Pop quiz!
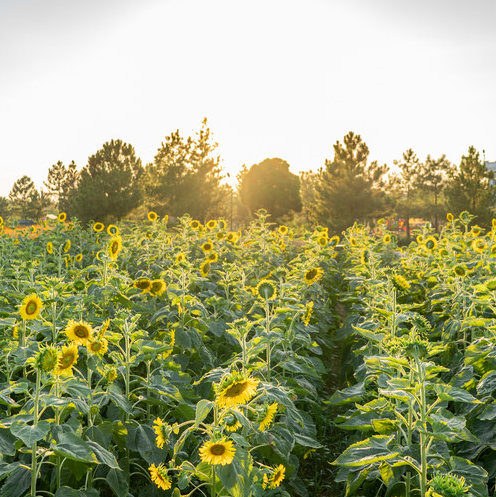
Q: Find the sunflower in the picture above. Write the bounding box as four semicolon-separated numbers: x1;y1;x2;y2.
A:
66;222;74;231
317;236;327;247
493;218;496;230
53;343;78;377
472;239;487;253
259;402;278;431
35;345;60;374
454;264;467;277
163;214;169;224
207;252;218;262
190;220;201;230
20;293;43;320
65;320;94;345
75;253;83;262
87;338;108;357
150;279;166;296
108;235;123;260
218;219;227;230
175;252;186;264
393;274;411;291
303;301;314;326
269;464;286;489
104;366;118;383
148;211;158;222
447;212;454;222
157;328;175;359
329;235;340;246
206;220;217;230
149;463;172;490
349;236;358;247
216;232;225;240
58;212;67;222
383;234;391;244
107;224;119;235
152;417;170;449
46;241;54;254
134;278;152;293
471;226;482;236
0;216;3;225
304;267;323;285
200;260;211;277
93;222;104;232
425;236;437;250
63;239;71;252
216;374;259;408
199;438;236;466
201;240;214;252
223;408;242;432
226;232;238;243
256;280;277;300
278;225;288;236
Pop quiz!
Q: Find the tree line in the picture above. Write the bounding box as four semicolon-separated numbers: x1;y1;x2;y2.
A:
2;120;494;234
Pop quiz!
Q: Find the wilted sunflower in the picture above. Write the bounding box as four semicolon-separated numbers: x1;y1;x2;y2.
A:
150;279;166;296
87;338;108;357
200;260;211;277
58;212;67;222
149;464;172;490
206;220;217;230
258;402;278;431
93;222;104;232
207;252;218;262
304;267;323;285
134;278;152;293
35;345;60;374
107;224;119;235
152;417;171;449
46;241;54;254
63;239;71;252
256;279;277;300
53;343;78;377
201;240;214;252
199;438;236;466
190;220;201;230
65;320;94;345
148;211;158;222
108;235;122;260
20;293;43;320
216;373;259;408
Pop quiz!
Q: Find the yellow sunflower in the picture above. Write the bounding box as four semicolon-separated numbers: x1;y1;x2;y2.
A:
152;417;170;449
148;211;158;222
259;402;278;431
256;280;277;300
87;338;108;357
278;225;288;236
53;343;79;377
206;220;217;230
317;236;327;247
207;252;218;262
63;239;71;252
216;374;259;408
304;267;324;285
65;320;94;345
148;463;172;490
200;260;211;277
150;279;167;296
46;241;54;254
0;216;3;226
93;222;105;232
425;236;437;250
20;293;43;321
157;328;175;359
58;212;67;222
216;232;225;240
447;212;454;222
107;224;119;235
223;408;242;432
175;252;186;264
472;239;487;253
383;234;391;244
202;240;214;252
199;438;236;466
349;236;358;247
303;301;314;326
35;345;60;374
66;222;74;231
190;220;201;230
134;278;152;293
218;219;227;230
269;464;286;489
108;235;122;260
329;235;340;246
226;232;238;243
75;253;83;262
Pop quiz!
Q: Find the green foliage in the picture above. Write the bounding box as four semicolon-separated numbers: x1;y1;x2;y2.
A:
44;160;79;213
71;140;143;223
237;158;302;222
8;175;43;219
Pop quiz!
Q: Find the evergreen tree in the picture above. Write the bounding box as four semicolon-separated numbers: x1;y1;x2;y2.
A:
445;146;496;227
312;132;388;233
144;119;228;221
237;158;302;222
71;140;143;223
44;160;79;213
0;197;10;220
9;175;40;219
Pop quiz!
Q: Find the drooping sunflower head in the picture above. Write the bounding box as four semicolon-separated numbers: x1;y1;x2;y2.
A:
199;438;236;466
65;320;94;345
216;372;260;408
304;267;324;285
202;240;214;252
303;301;314;326
107;224;119;236
53;343;78;377
278;225;289;236
258;402;278;431
73;279;85;291
148;463;172;490
104;366;118;383
148;211;158;222
0;216;3;226
471;225;482;237
453;264;467;277
46;241;54;254
20;293;43;321
35;345;60;374
87;338;108;357
150;279;166;296
190;220;201;230
108;235;123;260
222;408;242;432
200;260;211;277
134;278;152;293
58;212;67;222
459;211;471;225
93;222;105;232
207;252;218;262
63;239;71;253
152;417;172;449
206;220;217;230
447;212;454;222
256;279;277;300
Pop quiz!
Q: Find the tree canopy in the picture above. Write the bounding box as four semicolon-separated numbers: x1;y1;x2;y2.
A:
44;160;79;214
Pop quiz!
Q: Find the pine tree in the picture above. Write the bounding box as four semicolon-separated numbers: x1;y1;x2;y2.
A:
44;160;79;213
9;175;40;219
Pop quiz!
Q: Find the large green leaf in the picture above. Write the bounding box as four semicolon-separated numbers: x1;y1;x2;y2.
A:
333;435;400;467
433;384;479;403
0;466;30;497
10;420;50;446
195;399;214;427
51;432;97;463
107;468;129;497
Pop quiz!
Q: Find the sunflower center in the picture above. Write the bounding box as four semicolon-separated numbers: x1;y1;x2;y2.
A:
26;301;38;315
74;326;89;338
225;382;247;398
90;342;102;352
306;269;317;280
60;353;75;367
111;242;119;253
210;444;226;456
274;470;282;480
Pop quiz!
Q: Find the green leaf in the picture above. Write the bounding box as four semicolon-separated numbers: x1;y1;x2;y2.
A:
107;468;129;497
51;432;97;463
372;419;398;435
0;429;16;456
55;487;79;497
195;400;213;426
330;382;366;405
333;435;400;467
379;462;394;486
86;440;120;468
0;466;30;497
293;433;322;448
10;420;50;446
433;384;479;403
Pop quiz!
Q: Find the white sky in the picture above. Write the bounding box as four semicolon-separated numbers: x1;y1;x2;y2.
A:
1;0;495;197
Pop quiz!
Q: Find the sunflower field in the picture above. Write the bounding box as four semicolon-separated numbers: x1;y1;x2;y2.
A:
2;211;496;497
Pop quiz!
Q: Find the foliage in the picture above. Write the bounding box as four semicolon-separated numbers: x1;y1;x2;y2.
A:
237;158;302;222
44;160;79;214
8;175;43;219
70;140;143;224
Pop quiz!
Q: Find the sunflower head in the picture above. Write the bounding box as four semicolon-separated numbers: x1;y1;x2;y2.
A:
459;211;472;225
58;212;67;222
63;239;71;252
20;293;43;321
148;211;158;222
216;372;259;408
222;408;242;432
73;279;85;291
303;301;314;326
425;236;437;251
393;274;411;291
200;260;211;277
269;464;286;489
104;366;118;383
190;220;201;230
447;212;454;222
317;236;327;247
278;225;288;236
216;232;225;240
107;224;119;235
53;343;78;377
75;253;83;263
454;264;467;277
207;252;218;262
150;279;166;296
87;338;108;357
93;222;105;232
108;235;123;260
202;240;214;252
134;278;152;293
65;320;94;345
428;472;470;497
46;241;54;254
258;402;278;431
149;463;172;490
175;252;186;264
329;235;340;246
35;345;60;374
304;267;324;285
382;234;391;244
226;232;238;243
206;220;217;230
472;239;487;253
199;438;236;466
256;280;277;300
153;417;172;449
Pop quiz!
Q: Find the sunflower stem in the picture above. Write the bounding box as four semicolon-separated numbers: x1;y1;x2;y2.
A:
31;369;41;497
265;298;271;382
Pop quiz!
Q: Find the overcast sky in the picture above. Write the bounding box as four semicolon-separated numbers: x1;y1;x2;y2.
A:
1;0;495;197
